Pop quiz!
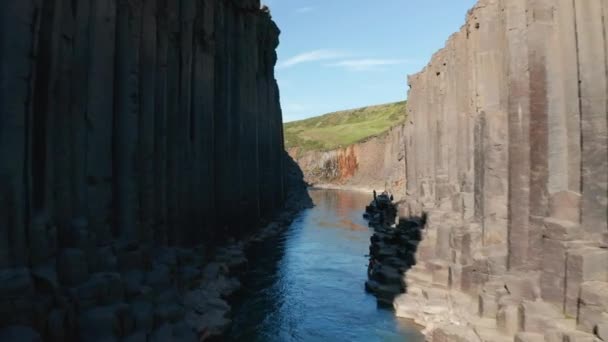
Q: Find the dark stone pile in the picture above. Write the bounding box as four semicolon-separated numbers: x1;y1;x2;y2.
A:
364;197;426;305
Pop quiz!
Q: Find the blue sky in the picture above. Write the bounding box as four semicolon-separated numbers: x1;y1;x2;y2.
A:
261;0;478;122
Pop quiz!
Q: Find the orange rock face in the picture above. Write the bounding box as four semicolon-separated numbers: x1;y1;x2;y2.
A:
337;146;359;182
290;125;407;199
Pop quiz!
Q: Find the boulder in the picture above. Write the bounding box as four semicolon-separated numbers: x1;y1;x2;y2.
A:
184;310;231;340
116;245;148;272
431;323;482;342
57;249;89;287
130;301;154;333
515;332;544;342
149;324;172;342
548;191;581;223
0;326;42;341
497;304;520;335
177;265;201;289
393;293;421;320
596;321;608;341
565;248;608;316
541;239;589;306
28;215;57;265
123;270;145;299
144;265;172;291
503;273;541;301
601;233;608;248
155;248;178;268
47;309;72;342
71;272;124;310
429;260;451;288
563;330;600;342
478;293;498;318
88;246;118;273
519;300;563;333
123;331;148;342
77;305;120;341
32;265;59;295
116;304;136;338
578;281;608;332
171;321;197;340
154;303;185;325
0;268;34;299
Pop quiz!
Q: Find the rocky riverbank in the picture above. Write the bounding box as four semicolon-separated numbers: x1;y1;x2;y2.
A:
0;186;312;342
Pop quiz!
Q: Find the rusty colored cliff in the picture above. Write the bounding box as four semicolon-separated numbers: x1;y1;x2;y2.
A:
289;124;407;199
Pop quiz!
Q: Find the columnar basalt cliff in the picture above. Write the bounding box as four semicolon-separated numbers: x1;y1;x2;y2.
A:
0;0;300;340
289;124;407;199
395;0;608;341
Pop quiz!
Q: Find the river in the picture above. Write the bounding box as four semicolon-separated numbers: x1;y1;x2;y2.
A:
227;189;424;342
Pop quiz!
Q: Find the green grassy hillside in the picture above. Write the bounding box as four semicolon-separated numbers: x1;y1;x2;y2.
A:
284;101;407;152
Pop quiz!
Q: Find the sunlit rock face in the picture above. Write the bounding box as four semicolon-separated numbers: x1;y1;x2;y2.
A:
395;0;608;340
0;0;294;340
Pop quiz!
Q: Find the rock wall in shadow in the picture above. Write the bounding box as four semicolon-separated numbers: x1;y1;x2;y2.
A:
0;0;285;264
0;0;302;340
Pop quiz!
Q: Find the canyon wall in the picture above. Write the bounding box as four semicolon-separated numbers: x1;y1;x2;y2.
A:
395;0;608;341
0;0;294;340
289;124;407;199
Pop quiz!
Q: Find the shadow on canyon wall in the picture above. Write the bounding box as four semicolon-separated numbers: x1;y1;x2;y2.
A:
366;205;428;305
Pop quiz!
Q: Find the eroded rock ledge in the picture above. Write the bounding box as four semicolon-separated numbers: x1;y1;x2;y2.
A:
395;0;608;341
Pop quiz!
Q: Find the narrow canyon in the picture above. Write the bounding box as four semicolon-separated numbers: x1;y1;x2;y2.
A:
1;0;607;341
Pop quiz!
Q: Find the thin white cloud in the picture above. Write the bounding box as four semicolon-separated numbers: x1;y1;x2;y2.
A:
278;49;346;69
327;59;412;71
296;7;314;13
283;103;308;113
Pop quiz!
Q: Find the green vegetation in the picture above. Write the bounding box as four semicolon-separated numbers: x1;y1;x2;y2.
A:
284;101;407;152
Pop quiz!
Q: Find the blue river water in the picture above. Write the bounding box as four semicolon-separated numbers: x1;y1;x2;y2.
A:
227;189;424;342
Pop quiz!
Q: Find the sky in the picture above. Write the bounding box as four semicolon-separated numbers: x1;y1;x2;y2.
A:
261;0;478;122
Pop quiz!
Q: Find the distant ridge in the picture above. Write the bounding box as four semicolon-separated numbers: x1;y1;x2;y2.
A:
284;101;407;152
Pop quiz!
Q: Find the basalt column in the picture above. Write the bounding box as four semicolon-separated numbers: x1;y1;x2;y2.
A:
0;0;287;336
396;0;608;340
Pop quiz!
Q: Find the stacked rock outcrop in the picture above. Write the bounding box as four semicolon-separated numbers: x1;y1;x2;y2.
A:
364;198;425;306
395;0;608;341
0;0;303;340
